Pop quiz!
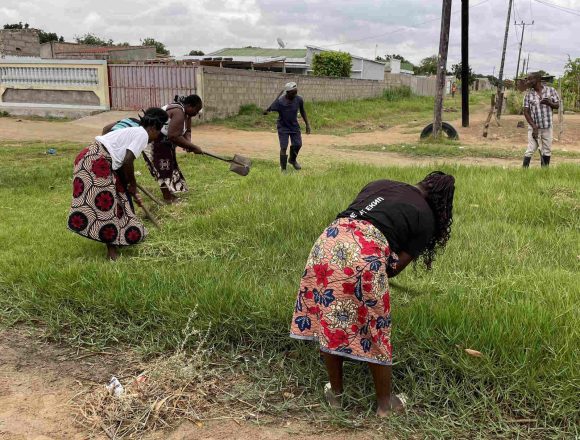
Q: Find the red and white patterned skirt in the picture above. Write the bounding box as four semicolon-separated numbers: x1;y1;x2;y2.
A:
67;142;146;246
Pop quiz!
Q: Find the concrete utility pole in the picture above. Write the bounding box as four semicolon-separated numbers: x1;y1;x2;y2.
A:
525;53;530;73
461;0;469;127
496;0;513;119
515;20;534;80
433;0;453;137
521;57;527;77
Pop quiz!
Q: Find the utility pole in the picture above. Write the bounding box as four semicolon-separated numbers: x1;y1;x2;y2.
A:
433;0;453;137
461;0;469;127
525;53;530;73
515;20;534;80
521;57;527;78
496;0;513;119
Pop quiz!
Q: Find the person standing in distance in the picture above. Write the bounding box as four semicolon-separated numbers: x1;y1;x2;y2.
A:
522;72;560;168
264;82;311;172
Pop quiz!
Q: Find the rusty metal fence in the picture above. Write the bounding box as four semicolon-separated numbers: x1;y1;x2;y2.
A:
108;64;197;110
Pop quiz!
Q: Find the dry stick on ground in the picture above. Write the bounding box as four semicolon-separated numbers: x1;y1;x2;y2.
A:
483;95;502;138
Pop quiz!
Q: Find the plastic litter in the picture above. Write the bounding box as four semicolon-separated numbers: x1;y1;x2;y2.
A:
106;376;124;397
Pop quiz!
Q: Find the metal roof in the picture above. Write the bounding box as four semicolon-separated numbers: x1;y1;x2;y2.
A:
209;47;308;58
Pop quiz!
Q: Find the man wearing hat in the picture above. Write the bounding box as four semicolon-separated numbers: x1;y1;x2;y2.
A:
264;82;311;171
522;72;560;167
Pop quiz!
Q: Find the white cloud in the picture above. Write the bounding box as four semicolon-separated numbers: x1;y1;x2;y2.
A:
0;0;577;75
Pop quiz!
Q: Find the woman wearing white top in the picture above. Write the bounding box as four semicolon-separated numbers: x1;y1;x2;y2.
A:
67;108;168;260
143;95;204;203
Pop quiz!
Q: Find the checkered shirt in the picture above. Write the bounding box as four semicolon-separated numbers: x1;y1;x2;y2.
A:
523;86;560;129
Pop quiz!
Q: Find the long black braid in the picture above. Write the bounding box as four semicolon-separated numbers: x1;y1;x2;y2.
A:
138;107;169;130
418;171;455;269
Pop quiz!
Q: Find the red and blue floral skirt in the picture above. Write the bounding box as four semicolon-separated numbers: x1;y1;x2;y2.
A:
290;218;398;365
67;142;146;246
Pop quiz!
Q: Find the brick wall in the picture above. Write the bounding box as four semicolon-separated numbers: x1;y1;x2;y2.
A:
201;67;404;120
0;29;40;57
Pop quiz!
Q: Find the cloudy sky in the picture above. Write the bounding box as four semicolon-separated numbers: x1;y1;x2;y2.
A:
1;0;578;76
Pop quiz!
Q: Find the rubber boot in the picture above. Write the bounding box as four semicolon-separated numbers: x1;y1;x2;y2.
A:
522;156;531;168
541;155;550;167
289;145;302;170
280;154;288;172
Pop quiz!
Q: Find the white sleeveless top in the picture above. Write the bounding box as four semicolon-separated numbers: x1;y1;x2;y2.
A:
161;103;187;137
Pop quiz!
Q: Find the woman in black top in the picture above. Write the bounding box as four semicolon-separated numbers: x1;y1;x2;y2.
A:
290;171;455;417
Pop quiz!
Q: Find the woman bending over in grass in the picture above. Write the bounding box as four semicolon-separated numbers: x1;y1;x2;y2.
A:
290;171;455;417
67;108;168;260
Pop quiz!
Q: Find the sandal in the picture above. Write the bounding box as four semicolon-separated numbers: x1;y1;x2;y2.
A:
324;382;342;409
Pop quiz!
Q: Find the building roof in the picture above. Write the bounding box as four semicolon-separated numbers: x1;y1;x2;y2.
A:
209;47;307;58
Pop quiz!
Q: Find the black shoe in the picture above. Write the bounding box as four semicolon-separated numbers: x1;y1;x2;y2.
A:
280;154;288;172
522;156;531;168
289;146;302;170
541;155;550;167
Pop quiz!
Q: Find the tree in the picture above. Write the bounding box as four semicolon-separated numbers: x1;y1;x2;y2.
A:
560;57;580;111
39;30;64;44
75;33;113;46
312;51;352;78
188;50;205;56
451;62;476;86
141;38;170;55
415;55;438;75
3;22;29;29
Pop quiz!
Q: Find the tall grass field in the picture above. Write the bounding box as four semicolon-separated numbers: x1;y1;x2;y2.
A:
0;142;578;438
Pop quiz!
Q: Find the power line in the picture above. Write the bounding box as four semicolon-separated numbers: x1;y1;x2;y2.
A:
319;0;490;48
532;0;580;16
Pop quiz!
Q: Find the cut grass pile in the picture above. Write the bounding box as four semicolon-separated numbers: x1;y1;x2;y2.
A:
0;141;578;438
212;88;491;136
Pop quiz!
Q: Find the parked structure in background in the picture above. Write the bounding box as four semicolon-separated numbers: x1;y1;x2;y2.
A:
472;77;493;91
184;45;386;80
384;58;415;75
40;42;156;61
0;28;40;57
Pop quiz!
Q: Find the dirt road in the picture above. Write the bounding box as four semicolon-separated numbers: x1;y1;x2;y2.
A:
1;110;578;168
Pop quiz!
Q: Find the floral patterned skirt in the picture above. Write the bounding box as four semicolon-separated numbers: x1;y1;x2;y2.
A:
290;218;398;365
67;142;146;246
143;137;188;194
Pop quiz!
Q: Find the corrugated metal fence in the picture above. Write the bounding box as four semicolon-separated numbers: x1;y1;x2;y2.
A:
108;64;197;110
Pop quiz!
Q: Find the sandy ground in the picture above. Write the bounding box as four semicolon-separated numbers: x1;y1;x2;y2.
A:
0;328;379;440
1;108;578;439
1;109;579;168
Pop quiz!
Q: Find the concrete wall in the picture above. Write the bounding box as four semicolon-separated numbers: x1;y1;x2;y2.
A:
40;42;156;61
200;66;402;120
0;59;109;116
0;29;40;57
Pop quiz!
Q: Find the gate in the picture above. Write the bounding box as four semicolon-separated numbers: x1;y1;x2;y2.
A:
108;64;197;110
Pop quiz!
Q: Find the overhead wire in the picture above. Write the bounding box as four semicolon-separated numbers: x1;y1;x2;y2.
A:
532;0;580;16
318;0;491;48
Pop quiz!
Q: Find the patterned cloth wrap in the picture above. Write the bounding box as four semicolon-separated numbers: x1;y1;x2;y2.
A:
142;136;188;194
67;142;146;246
290;218;399;365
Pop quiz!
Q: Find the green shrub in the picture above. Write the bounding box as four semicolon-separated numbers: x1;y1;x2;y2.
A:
312;51;352;78
506;91;524;115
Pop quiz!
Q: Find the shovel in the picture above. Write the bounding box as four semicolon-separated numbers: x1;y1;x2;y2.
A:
203;151;252;176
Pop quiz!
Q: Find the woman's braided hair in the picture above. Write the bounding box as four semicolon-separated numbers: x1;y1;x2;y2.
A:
174;94;202;107
418;171;455;269
138;107;169;130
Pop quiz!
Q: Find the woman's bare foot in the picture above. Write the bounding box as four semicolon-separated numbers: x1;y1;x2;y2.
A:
376;394;405;418
106;245;118;261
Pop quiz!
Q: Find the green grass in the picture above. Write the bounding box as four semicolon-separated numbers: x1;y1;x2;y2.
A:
343;142;580;160
0;141;578;438
212;89;492;136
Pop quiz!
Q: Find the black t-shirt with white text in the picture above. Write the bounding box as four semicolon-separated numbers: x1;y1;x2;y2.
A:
336;180;435;257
